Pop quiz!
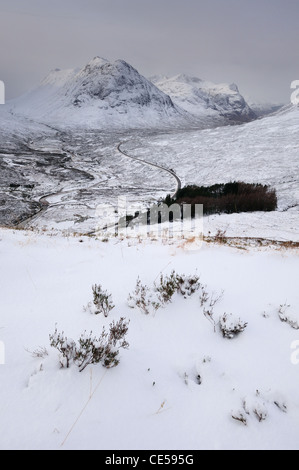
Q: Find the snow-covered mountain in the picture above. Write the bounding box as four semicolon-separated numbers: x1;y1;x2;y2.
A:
151;74;256;123
10;57;191;129
9;58;258;129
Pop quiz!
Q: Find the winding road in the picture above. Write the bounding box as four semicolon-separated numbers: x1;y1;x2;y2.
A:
117;142;181;199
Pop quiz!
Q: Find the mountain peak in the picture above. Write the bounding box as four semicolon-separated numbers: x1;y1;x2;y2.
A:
88;56;109;65
12;57;186;128
84;56;109;71
229;83;239;93
81;58;140;81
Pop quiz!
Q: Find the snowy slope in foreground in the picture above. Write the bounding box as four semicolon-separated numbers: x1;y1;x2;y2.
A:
0;228;298;450
9;58;192;129
151;75;256;122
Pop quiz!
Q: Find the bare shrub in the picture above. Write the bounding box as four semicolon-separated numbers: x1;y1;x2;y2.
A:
203;307;216;331
85;284;115;317
50;318;129;372
75;330;108;372
253;406;268;423
220;313;248;339
155;271;201;304
209;291;224;308
232;397;268;426
278;303;299;330
25;346;49;359
274;400;287;413
232;412;248;426
49;328;76;369
128;271;201;314
174;273;201;298
199;285;209;307
128;278;161;315
215;229;227;244
155;271;178;304
201;289;224;332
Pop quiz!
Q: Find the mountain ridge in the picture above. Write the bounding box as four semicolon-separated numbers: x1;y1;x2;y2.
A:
150;74;256;122
10;57;194;129
9;57;257;128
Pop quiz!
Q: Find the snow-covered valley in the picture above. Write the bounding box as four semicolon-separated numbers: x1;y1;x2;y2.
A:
0;102;298;240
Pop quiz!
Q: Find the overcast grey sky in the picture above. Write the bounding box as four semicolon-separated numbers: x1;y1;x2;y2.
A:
0;0;298;102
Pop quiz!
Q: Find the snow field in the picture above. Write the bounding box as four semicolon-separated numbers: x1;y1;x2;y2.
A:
0;228;298;449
